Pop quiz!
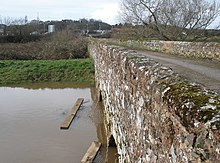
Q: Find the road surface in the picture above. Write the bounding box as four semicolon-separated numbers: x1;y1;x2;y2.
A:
137;50;220;94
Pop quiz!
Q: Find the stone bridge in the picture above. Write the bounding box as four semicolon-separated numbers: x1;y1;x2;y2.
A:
88;40;220;163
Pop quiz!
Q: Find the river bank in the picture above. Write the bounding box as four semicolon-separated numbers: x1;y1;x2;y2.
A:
0;59;95;86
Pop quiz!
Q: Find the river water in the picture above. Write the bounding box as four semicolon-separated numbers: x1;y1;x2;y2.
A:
0;83;114;163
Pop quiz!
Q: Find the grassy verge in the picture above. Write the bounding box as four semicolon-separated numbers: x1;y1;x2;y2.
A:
0;59;95;85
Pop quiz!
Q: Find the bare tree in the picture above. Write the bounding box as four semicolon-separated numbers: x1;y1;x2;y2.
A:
0;17;13;26
120;0;220;40
0;16;31;35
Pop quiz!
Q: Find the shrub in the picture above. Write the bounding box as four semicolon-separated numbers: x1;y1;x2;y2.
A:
0;29;88;60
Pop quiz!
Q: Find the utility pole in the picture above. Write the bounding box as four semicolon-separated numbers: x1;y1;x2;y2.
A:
37;12;40;33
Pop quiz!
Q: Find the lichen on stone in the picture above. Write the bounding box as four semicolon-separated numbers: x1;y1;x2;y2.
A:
162;78;220;130
89;39;220;162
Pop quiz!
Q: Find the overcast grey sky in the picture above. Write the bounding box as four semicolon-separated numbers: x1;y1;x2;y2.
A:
0;0;219;27
0;0;121;24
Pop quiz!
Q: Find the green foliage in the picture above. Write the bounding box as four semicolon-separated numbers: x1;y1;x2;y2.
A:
0;59;95;85
0;35;42;43
205;36;220;43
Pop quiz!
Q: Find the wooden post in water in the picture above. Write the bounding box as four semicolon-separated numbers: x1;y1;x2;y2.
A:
60;98;84;129
81;141;102;163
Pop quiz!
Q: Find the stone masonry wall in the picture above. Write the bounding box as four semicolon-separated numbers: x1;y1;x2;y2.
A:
109;39;220;61
88;40;220;163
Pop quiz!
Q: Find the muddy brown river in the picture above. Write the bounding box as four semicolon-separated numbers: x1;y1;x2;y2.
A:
0;84;117;163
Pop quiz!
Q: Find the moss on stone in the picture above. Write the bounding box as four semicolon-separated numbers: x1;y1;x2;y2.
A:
163;79;220;130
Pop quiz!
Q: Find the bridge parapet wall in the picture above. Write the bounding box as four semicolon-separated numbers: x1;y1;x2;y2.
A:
109;39;220;61
88;40;220;162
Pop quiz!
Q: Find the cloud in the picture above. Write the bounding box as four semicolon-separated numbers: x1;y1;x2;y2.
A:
91;3;120;24
0;0;121;24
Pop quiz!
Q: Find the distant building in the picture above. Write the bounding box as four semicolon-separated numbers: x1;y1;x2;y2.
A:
30;31;40;35
48;25;55;33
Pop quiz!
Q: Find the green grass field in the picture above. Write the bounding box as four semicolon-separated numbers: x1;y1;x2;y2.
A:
0;59;95;85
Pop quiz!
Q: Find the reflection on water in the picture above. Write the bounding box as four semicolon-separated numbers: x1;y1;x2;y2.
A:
6;82;94;90
90;89;118;163
0;84;97;163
